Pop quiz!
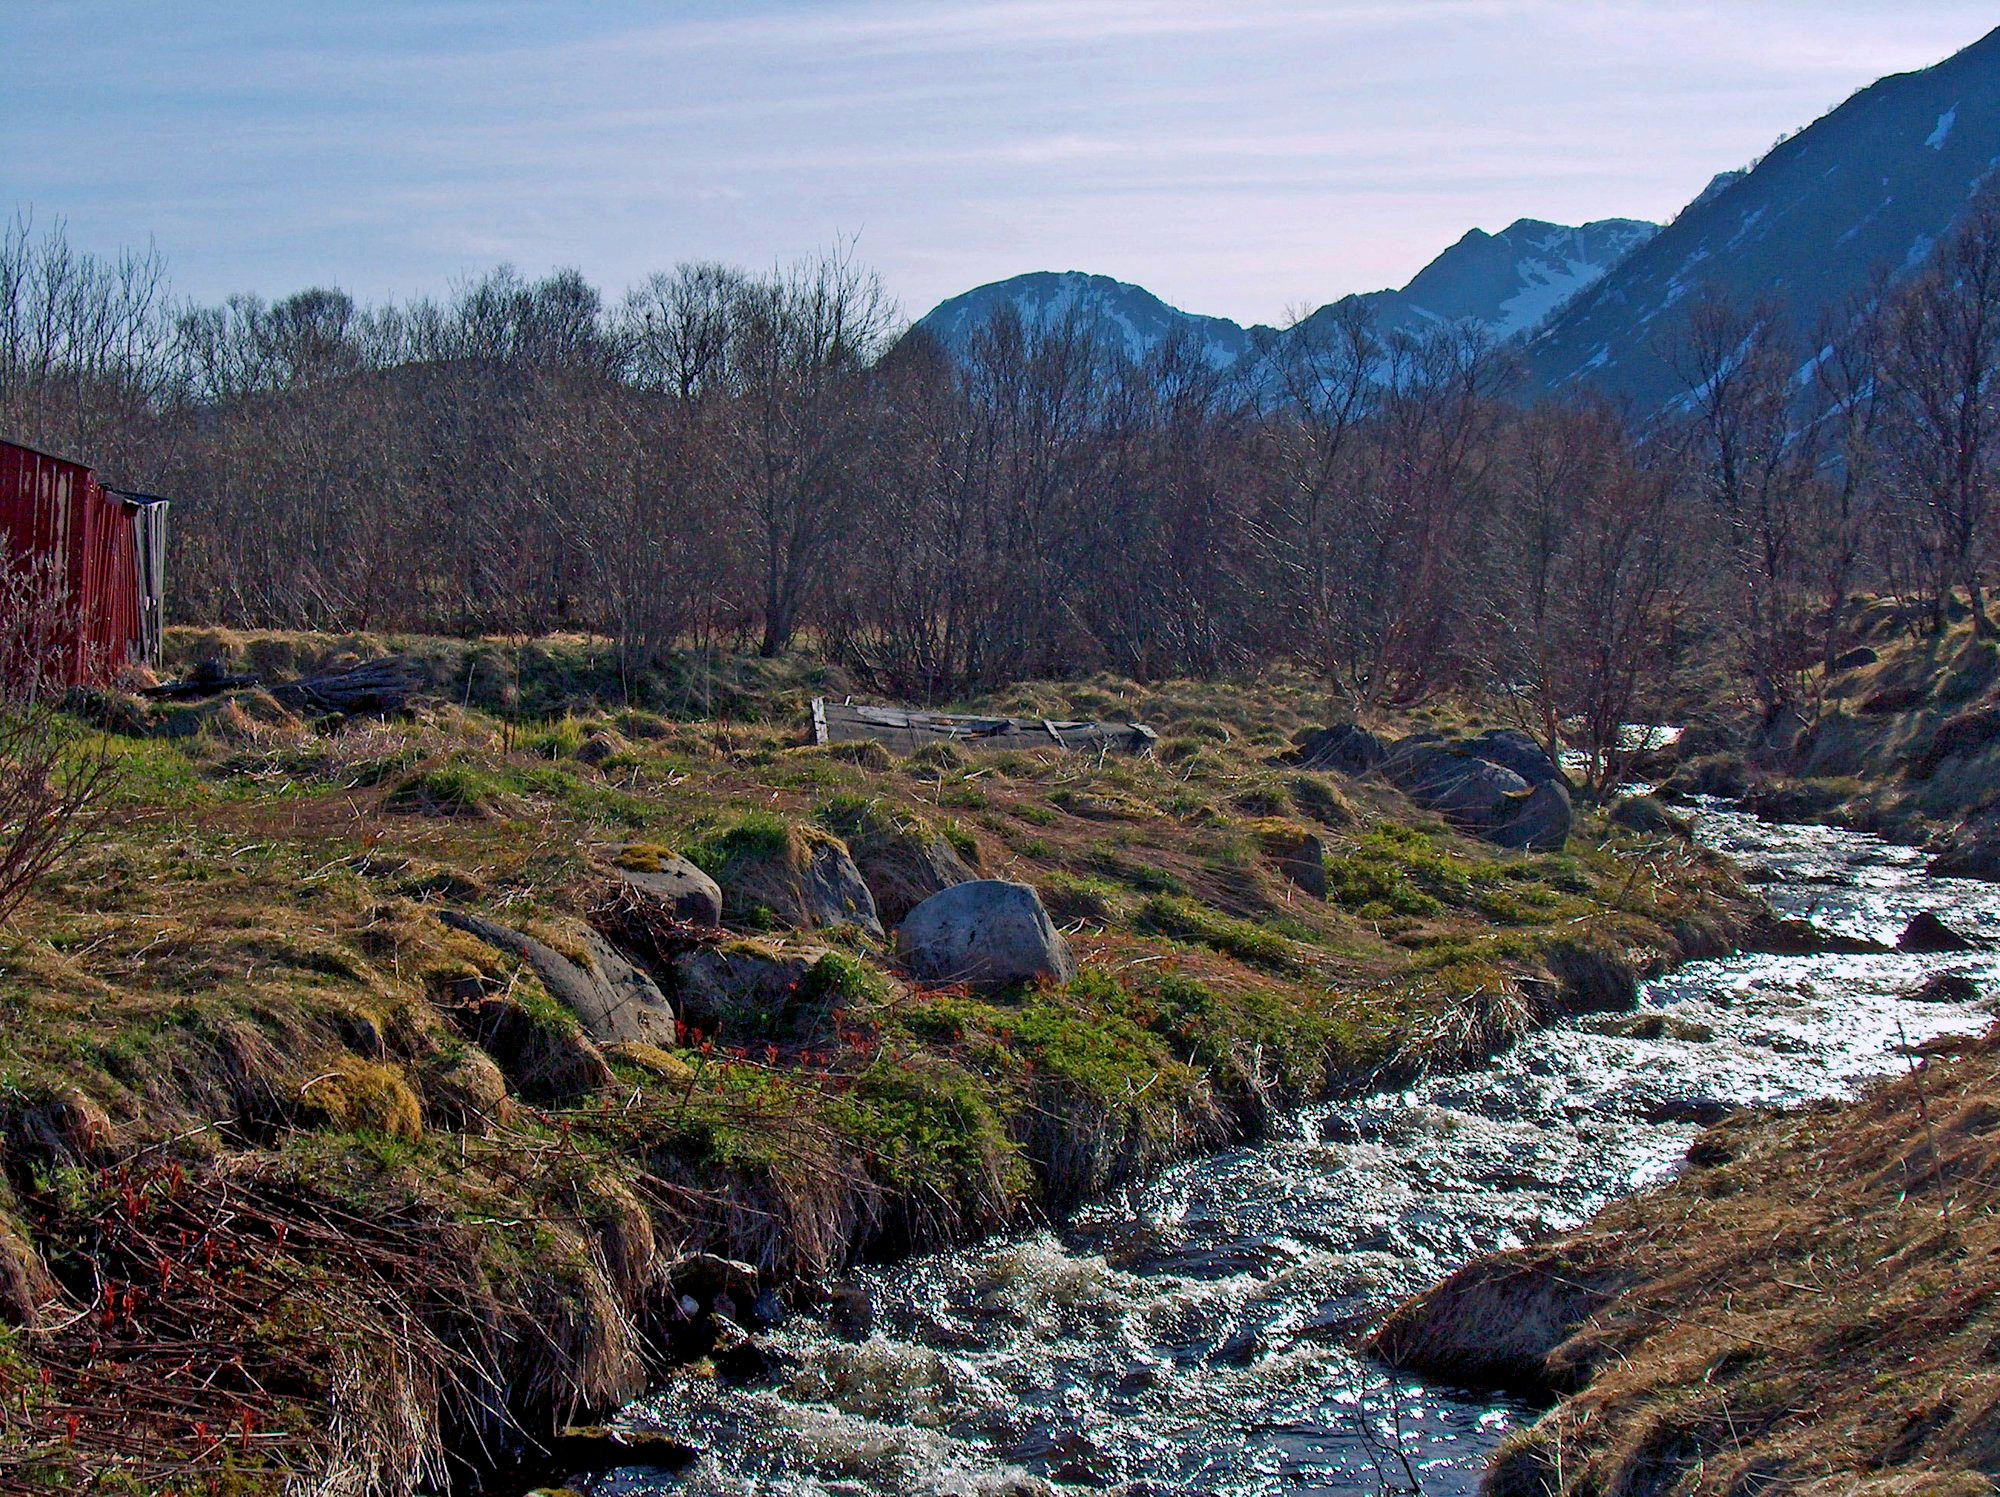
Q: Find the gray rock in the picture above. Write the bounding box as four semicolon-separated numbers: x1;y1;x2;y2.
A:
1488;780;1573;852
849;825;978;925
614;852;724;927
1292;723;1386;776
1274;831;1328;898
718;835;884;937
441;911;676;1046
1382;741;1531;821
673;942;829;1027
1610;794;1691;838
898;880;1076;991
1463;729;1567;789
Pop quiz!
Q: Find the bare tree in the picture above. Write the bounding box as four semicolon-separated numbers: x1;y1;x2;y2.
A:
1879;192;2000;636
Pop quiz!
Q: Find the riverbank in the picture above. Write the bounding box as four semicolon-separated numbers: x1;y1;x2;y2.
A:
1660;601;2000;873
0;631;1758;1494
1368;801;2000;1496
1374;1020;2000;1496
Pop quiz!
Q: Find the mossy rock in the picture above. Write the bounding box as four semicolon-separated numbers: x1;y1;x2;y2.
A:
604;1041;697;1086
816;797;977;926
1250;819;1328;898
385;764;513;819
698;817;882;936
420;1046;513;1131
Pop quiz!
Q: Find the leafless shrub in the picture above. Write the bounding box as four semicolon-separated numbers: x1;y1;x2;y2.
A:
0;554;113;926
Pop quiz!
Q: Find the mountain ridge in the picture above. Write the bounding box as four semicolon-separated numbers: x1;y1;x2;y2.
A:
913;216;1660;375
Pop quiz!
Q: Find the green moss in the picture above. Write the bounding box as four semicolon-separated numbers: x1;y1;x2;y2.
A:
1135;895;1302;974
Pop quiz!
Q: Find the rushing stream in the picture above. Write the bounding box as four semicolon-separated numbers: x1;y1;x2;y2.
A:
591;804;2000;1497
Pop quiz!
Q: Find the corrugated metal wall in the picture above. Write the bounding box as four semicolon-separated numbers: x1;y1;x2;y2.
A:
0;438;162;688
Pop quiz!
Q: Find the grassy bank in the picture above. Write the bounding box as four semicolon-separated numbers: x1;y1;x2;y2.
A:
0;631;1754;1494
1376;1023;2000;1497
1665;598;2000;852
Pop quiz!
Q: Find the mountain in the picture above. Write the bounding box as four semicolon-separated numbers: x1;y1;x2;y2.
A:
1525;25;2000;409
1319;217;1659;344
912;271;1268;371
913;217;1658;374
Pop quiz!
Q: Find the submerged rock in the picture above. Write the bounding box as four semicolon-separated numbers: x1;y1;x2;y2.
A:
1744;915;1892;957
541;1427;697;1477
1907;971;1982;1005
897;880;1076;991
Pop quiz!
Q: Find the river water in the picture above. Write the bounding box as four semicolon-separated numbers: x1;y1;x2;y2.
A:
594;804;2000;1497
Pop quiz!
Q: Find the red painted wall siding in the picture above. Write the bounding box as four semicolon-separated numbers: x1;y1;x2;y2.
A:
0;438;146;687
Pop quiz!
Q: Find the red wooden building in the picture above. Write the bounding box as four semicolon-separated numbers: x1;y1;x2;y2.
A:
0;438;167;689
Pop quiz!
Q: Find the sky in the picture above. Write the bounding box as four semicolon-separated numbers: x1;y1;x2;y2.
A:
6;1;1998;327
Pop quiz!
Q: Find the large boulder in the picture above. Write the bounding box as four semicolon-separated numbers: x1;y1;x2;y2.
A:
1487;780;1573;853
447;991;615;1103
711;828;883;937
1381;736;1573;852
832;810;979;926
1462;729;1567;789
673;941;830;1032
898;881;1076;992
1291;723;1386;776
440;911;676;1047
1381;740;1531;824
611;847;724;927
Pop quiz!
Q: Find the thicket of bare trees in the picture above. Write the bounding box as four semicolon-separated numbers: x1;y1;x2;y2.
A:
8;197;2000;754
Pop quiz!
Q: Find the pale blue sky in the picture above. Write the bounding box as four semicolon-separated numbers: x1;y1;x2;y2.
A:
7;2;1996;324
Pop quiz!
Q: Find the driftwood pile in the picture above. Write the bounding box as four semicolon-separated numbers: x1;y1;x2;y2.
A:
811;698;1156;757
143;655;421;717
269;656;421;715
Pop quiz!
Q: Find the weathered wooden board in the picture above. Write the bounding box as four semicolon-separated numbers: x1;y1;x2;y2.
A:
812;699;1156;757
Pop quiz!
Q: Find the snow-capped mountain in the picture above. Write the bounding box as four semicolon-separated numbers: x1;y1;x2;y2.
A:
913;217;1657;375
1314;218;1659;345
1524;25;2000;408
913;271;1267;371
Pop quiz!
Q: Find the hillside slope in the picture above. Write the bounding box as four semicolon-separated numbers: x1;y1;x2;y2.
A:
1527;25;2000;409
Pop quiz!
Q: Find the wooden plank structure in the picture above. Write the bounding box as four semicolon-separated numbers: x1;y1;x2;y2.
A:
0;437;168;688
812;698;1156;757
